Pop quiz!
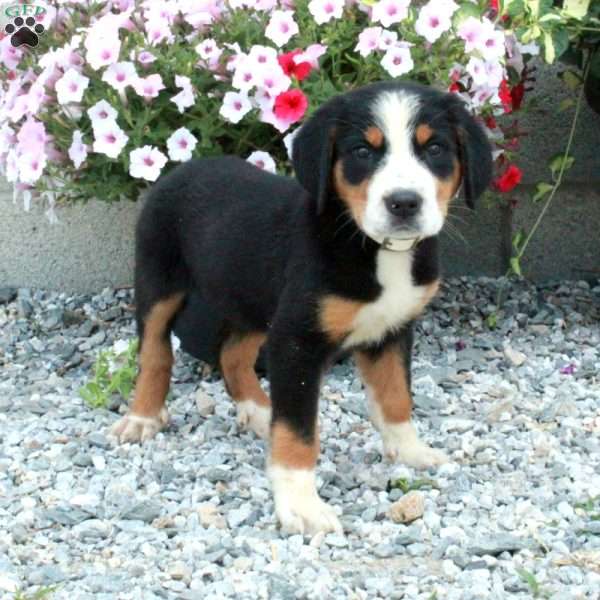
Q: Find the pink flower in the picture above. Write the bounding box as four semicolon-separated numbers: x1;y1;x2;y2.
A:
355;27;383;57
145;19;175;46
260;107;294;133
129;145;168;182
55;68;90;104
17;118;47;152
196;38;222;61
136;50;156;66
466;57;504;88
308;0;344;25
0;124;16;155
133;74;165;99
459;17;505;60
68;130;88;168
265;10;299;48
380;45;414;77
247;45;279;69
415;0;457;44
371;0;410;27
92;121;129;159
18;153;47;184
256;66;291;97
274;89;308;124
166;127;197;162
102;61;137;91
247;151;276;173
0;38;23;70
171;75;195;114
219;91;252;124
88;100;118;129
85;29;121;71
378;29;398;50
293;44;327;69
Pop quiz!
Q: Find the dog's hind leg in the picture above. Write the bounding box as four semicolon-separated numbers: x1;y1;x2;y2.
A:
219;331;271;439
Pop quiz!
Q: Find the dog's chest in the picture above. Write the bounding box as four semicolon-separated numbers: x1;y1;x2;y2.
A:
343;250;428;348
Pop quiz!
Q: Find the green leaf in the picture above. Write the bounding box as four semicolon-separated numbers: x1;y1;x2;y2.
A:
512;230;524;250
543;31;556;63
561;70;583;90
551;28;570;61
533;182;554;201
549;153;575;175
559;98;575;111
563;0;591;19
505;0;526;18
510;257;522;276
486;313;498;329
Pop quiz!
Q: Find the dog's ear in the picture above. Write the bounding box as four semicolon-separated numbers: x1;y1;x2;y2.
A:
292;98;342;214
451;100;493;209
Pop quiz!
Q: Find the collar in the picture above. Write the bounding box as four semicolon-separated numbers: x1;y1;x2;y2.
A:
369;234;421;252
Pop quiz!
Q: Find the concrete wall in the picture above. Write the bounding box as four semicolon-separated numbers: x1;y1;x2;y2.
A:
1;64;598;292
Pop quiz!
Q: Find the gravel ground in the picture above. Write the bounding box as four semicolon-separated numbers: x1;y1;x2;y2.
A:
1;277;600;600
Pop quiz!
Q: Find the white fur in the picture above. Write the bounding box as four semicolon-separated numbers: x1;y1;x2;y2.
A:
268;465;342;535
110;408;169;443
362;91;443;242
366;393;448;468
342;249;432;348
236;399;271;439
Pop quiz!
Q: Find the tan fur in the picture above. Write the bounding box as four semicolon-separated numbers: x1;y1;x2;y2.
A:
319;295;364;343
365;126;384;148
220;332;269;406
333;160;369;227
271;421;319;469
408;279;440;320
130;294;184;417
436;159;462;215
415;124;434;146
355;348;412;423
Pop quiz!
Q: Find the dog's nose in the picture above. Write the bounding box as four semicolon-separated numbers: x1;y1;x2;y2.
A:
384;191;422;219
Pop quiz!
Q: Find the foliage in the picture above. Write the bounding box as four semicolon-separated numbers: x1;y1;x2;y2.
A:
79;337;138;408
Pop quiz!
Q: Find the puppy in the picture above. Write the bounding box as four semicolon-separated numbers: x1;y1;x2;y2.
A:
111;81;493;535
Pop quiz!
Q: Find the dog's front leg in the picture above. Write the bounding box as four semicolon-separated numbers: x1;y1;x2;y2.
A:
354;326;448;469
267;332;342;536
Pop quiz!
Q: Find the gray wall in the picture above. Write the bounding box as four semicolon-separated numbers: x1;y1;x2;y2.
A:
1;64;599;292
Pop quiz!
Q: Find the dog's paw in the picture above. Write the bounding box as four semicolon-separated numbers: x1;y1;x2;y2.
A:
110;408;169;443
382;421;449;469
236;399;271;439
269;466;343;535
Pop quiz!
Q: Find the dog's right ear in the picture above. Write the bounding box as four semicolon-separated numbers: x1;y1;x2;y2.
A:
292;98;342;215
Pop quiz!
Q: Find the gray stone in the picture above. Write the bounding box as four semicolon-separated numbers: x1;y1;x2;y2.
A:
469;534;531;556
0;287;16;304
72;452;93;467
44;507;92;526
88;433;111;450
28;565;66;585
121;500;162;523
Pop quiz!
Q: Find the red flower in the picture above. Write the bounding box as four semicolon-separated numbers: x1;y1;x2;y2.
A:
448;82;461;93
489;0;499;10
274;89;308;124
485;116;497;129
494;164;522;193
499;79;512;114
510;82;525;111
278;50;312;82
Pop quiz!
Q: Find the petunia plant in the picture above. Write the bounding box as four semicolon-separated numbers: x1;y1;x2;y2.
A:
0;0;594;222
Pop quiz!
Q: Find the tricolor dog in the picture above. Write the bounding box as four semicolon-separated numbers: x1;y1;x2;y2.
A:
111;81;493;535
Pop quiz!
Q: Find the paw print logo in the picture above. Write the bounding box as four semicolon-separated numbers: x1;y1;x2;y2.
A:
4;16;45;48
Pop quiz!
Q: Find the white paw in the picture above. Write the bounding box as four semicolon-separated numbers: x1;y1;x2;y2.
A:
381;421;449;469
269;466;343;535
236;399;271;439
110;408;169;443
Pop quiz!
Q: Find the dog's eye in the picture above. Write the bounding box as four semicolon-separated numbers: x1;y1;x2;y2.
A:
427;143;443;156
353;146;372;160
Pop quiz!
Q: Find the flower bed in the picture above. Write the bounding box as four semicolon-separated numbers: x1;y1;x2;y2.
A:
0;0;594;219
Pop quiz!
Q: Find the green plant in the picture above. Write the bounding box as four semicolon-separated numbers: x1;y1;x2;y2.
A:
388;477;439;493
79;338;138;408
13;587;56;600
516;567;550;598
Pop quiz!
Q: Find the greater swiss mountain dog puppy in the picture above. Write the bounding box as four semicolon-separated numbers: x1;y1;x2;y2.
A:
111;81;493;535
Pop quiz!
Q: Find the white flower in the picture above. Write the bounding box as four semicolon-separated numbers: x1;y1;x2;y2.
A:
19;153;47;184
415;0;457;44
55;68;89;104
196;38;221;60
88;100;118;129
265;10;299;48
68;130;88;168
171;75;195;113
129;145;168;181
308;0;344;25
247;45;279;69
247;150;276;173
92;121;129;159
219;91;252;124
355;27;383;57
166;127;197;162
256;66;291;97
133;73;165;99
378;29;398;50
232;58;257;92
466;57;504;89
102;61;137;91
371;0;410;28
85;27;121;71
380;45;414;77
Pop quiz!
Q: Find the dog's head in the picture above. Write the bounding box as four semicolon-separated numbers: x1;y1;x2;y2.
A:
292;82;493;244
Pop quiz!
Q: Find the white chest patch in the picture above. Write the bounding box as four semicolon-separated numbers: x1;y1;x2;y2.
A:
343;250;430;349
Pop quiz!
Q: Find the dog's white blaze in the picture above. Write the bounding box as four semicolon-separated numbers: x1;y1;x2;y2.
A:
362;91;444;241
342;249;430;348
268;465;342;534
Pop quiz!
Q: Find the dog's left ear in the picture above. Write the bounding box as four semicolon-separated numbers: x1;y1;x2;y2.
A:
292;97;343;214
451;100;493;209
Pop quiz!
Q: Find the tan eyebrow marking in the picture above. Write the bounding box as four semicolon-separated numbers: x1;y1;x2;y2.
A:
365;126;384;148
415;124;434;146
